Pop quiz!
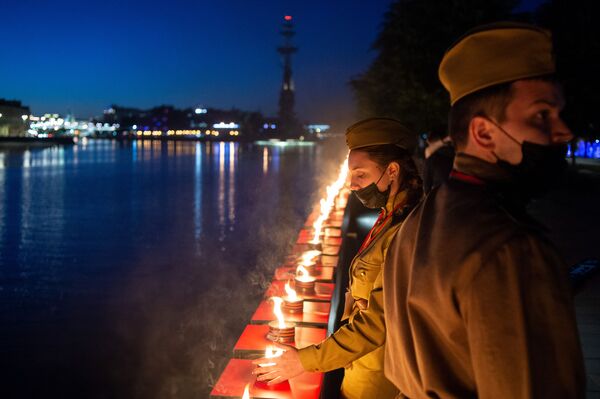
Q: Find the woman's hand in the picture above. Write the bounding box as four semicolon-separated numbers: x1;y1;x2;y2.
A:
252;342;305;385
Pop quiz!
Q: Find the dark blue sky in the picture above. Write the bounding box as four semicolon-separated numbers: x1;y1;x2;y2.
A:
1;0;545;127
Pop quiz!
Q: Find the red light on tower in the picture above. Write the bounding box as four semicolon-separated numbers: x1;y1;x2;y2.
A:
284;15;292;21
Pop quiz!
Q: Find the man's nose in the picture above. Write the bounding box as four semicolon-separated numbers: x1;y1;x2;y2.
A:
551;117;574;144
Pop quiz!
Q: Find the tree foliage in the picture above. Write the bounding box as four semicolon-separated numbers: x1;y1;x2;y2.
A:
350;0;522;134
352;0;600;139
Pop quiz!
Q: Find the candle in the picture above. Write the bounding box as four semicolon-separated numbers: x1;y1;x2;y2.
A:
267;297;295;343
294;265;316;294
283;282;303;313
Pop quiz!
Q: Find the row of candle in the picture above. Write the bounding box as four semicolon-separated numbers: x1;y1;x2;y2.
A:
244;160;350;397
267;249;322;343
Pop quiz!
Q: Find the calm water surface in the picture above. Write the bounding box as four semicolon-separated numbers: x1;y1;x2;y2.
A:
0;139;346;398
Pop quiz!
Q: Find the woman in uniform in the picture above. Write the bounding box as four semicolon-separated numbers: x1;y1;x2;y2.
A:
253;117;423;398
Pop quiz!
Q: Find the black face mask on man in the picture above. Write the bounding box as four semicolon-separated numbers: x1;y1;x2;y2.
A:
489;119;568;198
352;167;391;209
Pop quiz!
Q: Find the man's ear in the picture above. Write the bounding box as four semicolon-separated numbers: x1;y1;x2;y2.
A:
468;116;496;151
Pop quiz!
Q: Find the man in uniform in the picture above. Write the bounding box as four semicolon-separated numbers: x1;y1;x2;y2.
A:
383;23;586;398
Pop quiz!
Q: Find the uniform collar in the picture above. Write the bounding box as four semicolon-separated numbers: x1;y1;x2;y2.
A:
382;189;408;217
453;153;540;223
453;152;512;183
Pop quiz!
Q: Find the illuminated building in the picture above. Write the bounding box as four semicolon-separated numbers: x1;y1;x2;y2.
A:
0;99;30;137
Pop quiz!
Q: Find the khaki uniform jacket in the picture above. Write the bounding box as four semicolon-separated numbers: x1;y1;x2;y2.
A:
383;154;585;398
298;191;409;373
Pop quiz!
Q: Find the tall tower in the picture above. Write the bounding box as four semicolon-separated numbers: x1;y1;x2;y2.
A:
277;15;299;137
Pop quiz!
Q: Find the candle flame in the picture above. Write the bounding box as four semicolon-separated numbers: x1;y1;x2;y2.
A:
310;158;349;244
284;282;298;301
242;383;250;399
296;264;310;280
271;297;286;329
300;250;320;265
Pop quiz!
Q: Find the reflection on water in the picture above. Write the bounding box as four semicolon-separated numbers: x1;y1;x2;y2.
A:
228;142;236;228
194;142;202;242
0;138;346;399
263;147;269;174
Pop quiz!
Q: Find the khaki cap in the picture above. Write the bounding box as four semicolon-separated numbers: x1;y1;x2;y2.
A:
439;22;555;105
345;117;416;152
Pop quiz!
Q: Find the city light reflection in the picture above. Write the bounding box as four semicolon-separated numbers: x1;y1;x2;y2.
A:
228;142;236;227
263;147;269;174
218;142;226;240
194;142;203;243
271;146;280;173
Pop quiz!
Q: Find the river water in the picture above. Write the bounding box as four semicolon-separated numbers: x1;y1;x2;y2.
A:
0;138;346;398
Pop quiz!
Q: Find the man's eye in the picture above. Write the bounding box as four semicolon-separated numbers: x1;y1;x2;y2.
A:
535;110;549;120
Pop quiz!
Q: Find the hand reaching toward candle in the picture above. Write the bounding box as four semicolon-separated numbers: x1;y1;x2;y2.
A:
252;342;305;385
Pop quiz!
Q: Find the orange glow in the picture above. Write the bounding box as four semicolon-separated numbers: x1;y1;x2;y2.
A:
284;15;292;21
242;383;250;399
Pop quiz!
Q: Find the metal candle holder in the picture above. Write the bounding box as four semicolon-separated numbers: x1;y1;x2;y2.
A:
294;276;316;294
267;321;296;343
283;297;304;313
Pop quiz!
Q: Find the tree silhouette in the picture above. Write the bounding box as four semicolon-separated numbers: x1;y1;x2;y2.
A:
351;0;524;135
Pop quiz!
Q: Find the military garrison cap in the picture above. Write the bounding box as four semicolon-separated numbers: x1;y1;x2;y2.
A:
439;22;555;105
345;117;416;152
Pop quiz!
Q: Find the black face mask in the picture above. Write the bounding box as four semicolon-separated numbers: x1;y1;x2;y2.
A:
496;141;568;198
352;168;391;209
489;119;568;198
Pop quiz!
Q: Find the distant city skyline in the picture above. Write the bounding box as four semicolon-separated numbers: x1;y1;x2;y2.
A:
1;0;546;129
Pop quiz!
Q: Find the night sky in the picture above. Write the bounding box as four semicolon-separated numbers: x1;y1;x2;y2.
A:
1;0;545;128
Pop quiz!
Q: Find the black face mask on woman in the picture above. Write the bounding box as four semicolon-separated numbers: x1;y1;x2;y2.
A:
352;167;391;209
489;119;568;199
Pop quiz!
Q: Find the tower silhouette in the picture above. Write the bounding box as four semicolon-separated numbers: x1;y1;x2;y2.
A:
277;16;299;137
